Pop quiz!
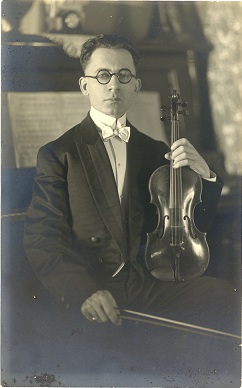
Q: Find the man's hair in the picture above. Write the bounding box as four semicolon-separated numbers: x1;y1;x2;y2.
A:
80;34;140;72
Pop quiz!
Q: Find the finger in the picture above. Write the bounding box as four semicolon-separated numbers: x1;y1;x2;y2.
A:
173;159;190;169
81;291;122;326
173;157;210;178
103;306;122;326
95;306;121;325
82;295;116;324
171;145;196;160
81;300;103;323
88;293;112;323
91;290;122;326
81;304;98;322
90;307;107;323
92;304;110;323
173;151;194;165
165;152;171;160
172;153;201;169
171;138;192;151
90;315;102;323
90;313;102;323
99;299;122;326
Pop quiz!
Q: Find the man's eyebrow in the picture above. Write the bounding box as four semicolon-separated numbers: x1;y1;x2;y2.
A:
88;67;133;74
85;67;109;74
96;68;110;72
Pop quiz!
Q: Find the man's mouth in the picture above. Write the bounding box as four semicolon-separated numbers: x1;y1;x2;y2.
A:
105;97;122;102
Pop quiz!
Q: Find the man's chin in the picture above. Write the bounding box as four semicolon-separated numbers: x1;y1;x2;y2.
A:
103;107;125;119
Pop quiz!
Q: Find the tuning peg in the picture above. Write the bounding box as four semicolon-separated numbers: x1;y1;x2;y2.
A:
160;116;171;121
177;101;189;116
178;110;189;116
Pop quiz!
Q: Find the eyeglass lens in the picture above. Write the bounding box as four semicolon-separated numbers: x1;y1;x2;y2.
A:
97;69;133;84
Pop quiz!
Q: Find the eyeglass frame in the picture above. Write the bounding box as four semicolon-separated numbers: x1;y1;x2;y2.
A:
84;68;137;85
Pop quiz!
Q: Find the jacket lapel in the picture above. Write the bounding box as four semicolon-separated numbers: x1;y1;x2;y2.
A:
74;115;127;254
126;123;151;259
126;122;144;223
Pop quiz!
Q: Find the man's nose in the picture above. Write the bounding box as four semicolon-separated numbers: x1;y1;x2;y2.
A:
108;74;120;89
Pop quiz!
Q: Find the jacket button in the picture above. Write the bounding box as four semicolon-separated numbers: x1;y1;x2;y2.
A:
98;258;103;264
91;236;98;243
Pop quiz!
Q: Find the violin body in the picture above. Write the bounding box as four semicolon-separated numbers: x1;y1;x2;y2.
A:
145;90;210;282
145;165;210;281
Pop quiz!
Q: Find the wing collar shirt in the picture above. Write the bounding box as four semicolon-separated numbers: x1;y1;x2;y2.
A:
90;107;128;206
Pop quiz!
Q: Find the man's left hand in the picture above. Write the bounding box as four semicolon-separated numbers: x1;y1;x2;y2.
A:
165;138;210;179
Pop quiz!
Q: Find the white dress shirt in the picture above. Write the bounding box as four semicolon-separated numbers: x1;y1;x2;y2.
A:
90;107;128;206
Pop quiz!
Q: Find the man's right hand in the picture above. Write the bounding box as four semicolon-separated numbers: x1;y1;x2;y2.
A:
81;290;122;326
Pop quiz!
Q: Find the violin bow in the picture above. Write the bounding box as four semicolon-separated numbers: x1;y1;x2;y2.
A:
118;308;241;341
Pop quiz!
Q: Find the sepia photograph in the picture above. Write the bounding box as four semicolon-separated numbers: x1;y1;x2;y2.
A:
1;1;241;387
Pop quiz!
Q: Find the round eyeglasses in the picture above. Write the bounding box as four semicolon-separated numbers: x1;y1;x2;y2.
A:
85;69;136;85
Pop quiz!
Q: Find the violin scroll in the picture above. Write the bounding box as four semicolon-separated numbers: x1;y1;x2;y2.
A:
160;92;189;121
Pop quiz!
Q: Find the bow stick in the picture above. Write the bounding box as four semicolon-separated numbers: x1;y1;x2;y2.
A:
117;308;241;341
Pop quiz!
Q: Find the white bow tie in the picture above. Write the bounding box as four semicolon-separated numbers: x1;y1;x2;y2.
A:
99;123;130;142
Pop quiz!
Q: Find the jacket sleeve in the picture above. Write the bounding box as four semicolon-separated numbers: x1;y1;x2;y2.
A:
23;145;102;310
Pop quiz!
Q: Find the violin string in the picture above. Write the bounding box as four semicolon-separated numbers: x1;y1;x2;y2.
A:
179;164;182;244
171;118;176;246
120;308;241;340
177;122;182;245
174;119;179;246
170;131;174;246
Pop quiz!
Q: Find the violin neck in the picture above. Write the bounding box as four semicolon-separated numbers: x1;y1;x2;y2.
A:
170;110;182;210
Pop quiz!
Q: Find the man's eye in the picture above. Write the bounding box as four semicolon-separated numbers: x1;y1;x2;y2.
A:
98;72;109;79
119;71;131;79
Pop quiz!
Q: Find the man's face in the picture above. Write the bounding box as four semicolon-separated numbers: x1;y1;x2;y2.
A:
79;48;141;118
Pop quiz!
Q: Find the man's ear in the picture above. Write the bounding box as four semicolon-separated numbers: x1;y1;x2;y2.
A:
134;78;141;94
79;77;89;95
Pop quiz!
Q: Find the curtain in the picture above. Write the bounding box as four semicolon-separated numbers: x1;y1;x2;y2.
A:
196;2;242;175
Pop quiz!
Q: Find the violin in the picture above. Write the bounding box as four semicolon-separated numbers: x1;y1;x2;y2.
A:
145;90;210;282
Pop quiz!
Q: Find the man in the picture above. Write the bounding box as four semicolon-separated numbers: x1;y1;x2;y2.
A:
24;34;238;333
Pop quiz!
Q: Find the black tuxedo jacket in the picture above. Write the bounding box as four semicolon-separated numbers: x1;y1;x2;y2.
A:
24;114;223;308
